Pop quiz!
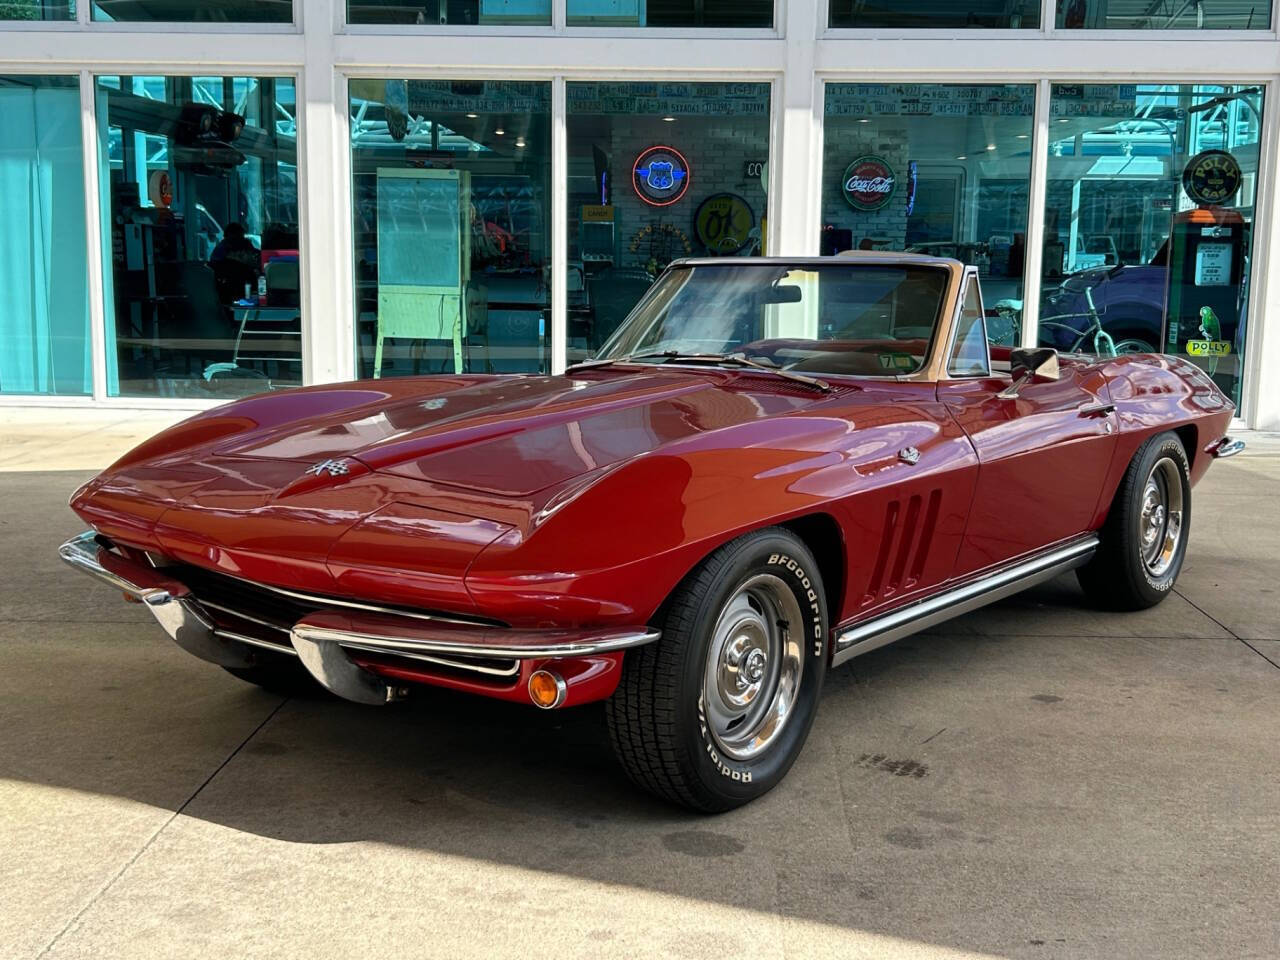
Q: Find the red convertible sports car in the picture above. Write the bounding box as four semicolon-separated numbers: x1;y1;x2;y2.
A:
61;253;1243;811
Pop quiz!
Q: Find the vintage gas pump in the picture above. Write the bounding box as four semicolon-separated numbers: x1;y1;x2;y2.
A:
1164;150;1246;394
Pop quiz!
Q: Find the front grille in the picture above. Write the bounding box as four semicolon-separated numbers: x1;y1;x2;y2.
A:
158;560;520;683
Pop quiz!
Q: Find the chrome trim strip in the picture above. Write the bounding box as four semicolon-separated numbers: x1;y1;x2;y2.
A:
289;620;656;703
199;599;292;635
242;580;492;628
290;619;661;662
213;628;298;657
1208;436;1246;459
338;641;520;679
831;536;1099;667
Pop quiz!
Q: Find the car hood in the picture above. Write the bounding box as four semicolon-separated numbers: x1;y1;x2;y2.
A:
204;369;834;497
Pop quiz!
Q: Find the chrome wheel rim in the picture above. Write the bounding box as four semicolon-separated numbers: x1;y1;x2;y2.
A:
1114;339;1156;355
702;574;804;762
1139;456;1184;578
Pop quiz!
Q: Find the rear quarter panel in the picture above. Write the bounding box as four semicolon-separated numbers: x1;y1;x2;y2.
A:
1090;353;1234;527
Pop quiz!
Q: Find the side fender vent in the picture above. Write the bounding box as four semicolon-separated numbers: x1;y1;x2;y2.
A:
861;489;942;606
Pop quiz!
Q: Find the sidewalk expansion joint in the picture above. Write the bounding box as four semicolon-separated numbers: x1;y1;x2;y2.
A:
35;696;289;958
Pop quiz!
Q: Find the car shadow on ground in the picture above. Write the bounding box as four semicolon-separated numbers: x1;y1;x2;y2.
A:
6;469;1278;957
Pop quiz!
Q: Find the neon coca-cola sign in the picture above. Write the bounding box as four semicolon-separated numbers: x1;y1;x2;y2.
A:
841;155;897;212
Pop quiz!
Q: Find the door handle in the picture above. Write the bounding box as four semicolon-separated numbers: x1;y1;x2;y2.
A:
1077;402;1116;418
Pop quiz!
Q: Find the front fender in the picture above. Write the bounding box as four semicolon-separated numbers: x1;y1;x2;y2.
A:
463;409;960;628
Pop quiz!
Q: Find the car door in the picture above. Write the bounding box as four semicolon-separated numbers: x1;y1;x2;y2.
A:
936;272;1118;577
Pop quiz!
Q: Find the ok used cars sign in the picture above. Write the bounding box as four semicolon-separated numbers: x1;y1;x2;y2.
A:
842;156;896;212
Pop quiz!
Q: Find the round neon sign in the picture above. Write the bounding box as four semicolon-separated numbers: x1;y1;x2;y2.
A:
633;145;691;207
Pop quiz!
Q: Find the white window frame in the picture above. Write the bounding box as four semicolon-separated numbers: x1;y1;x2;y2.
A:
0;0;1276;428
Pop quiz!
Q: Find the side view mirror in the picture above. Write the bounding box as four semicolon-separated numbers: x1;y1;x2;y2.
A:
1010;347;1060;382
1000;347;1060;399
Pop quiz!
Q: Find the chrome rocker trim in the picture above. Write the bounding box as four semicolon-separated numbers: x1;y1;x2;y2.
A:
59;531;661;706
1207;435;1246;459
831;536;1100;667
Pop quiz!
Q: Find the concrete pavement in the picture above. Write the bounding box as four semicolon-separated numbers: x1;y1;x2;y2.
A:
1;415;1277;959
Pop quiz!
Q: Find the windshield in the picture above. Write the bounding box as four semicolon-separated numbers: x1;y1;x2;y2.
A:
596;262;948;377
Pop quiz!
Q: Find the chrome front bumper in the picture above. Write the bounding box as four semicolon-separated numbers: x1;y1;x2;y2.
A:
59;530;659;705
1207;435;1246;459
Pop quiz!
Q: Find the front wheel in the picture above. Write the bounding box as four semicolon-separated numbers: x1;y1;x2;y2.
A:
1077;431;1191;610
606;527;828;812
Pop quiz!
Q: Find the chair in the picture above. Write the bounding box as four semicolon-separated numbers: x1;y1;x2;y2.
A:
265;258;300;308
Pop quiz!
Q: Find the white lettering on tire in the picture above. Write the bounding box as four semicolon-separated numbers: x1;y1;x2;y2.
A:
767;553;826;657
697;695;752;782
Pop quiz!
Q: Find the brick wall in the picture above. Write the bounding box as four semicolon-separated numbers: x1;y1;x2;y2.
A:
608;115;770;269
821;122;911;250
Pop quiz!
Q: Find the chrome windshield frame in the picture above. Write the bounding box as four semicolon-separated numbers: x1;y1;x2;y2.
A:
584;253;968;384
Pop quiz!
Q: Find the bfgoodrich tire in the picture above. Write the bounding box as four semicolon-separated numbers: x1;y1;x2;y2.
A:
606;527;828;812
1077;431;1192;611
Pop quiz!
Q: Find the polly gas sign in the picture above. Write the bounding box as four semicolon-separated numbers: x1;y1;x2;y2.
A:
841;156;896;212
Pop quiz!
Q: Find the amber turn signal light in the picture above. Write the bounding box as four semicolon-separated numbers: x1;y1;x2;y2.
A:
528;669;566;709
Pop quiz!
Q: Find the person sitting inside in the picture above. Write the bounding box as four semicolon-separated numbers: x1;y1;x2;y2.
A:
210;223;261;303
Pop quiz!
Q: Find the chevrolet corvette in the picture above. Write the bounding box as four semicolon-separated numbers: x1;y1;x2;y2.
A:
60;253;1242;811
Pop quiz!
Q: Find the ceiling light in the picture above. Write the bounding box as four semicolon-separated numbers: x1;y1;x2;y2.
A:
956;155;966;160
466;112;478;118
515;137;525;148
857;118;869;123
495;128;505;135
662;116;676;122
986;143;996;151
1055;118;1070;123
1016;133;1029;139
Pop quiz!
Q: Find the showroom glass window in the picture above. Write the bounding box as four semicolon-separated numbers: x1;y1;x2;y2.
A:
96;75;302;398
1041;84;1265;405
0;75;91;396
92;0;289;21
567;0;771;27
2;0;73;19
348;0;548;25
829;1;1038;29
821;83;1035;342
566;81;772;363
1056;1;1267;29
350;80;551;378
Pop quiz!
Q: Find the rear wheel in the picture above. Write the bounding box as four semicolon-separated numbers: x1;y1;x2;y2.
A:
1113;337;1156;354
606;527;828;812
1077;431;1191;610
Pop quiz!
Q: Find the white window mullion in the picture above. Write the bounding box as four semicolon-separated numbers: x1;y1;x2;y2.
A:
1241;78;1280;429
551;75;567;373
298;0;352;384
774;0;820;255
1020;77;1052;350
78;69;109;402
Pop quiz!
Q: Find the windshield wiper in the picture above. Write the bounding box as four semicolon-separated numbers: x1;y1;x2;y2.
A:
568;351;832;391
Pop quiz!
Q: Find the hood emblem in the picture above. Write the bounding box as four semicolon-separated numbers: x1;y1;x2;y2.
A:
304;458;351;478
898;446;921;465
